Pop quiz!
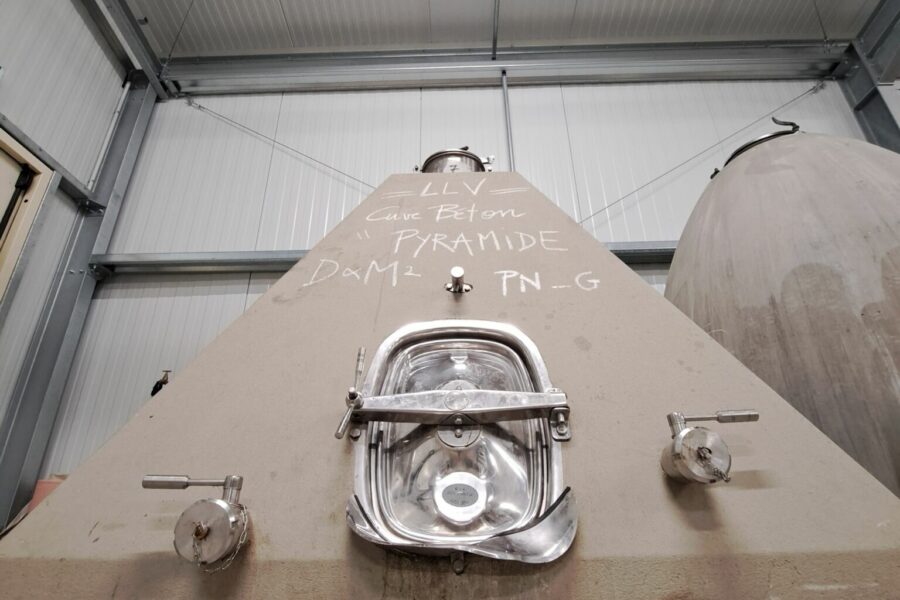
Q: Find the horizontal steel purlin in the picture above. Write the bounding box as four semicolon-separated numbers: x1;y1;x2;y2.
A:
89;250;310;278
164;42;847;94
89;243;675;278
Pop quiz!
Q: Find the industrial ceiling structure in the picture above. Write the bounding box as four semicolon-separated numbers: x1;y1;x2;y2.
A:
97;0;896;97
127;0;879;56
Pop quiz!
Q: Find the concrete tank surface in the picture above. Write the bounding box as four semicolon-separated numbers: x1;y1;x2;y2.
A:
666;133;900;496
0;172;898;598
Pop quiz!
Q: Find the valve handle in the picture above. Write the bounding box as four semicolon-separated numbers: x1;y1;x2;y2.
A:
667;410;759;436
143;474;243;503
685;410;759;424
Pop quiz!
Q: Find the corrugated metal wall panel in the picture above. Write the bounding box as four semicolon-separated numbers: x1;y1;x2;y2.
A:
508;86;580;221
565;80;863;243
127;0;879;57
280;0;432;52
113;88;508;254
129;0;496;56
421;87;510;172
41;273;252;476
568;0;880;44
177;0;293;56
128;0;449;57
0;190;78;419
564;82;723;242
0;0;124;180
255;90;419;250
109;81;866;253
41;269;283;476
109;94;282;253
498;0;578;42
126;0;192;60
428;0;495;46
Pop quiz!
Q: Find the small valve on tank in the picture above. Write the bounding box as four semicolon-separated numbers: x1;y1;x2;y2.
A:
660;410;759;484
445;266;472;294
142;474;250;571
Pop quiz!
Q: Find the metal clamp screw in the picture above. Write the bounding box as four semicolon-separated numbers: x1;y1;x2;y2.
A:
550;407;572;441
335;347;366;439
450;551;467;575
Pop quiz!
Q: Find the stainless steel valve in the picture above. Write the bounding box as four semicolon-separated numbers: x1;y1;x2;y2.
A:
660;410;759;484
143;474;249;570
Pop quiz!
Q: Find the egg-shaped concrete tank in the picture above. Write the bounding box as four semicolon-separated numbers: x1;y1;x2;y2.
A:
665;133;900;496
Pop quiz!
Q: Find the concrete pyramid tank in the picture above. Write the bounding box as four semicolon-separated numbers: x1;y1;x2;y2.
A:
666;131;900;497
1;155;899;598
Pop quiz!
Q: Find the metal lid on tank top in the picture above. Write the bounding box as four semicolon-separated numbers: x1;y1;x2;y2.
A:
420;147;486;173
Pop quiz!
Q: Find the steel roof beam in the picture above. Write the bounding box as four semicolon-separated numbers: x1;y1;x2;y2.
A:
164;42;848;95
856;0;900;83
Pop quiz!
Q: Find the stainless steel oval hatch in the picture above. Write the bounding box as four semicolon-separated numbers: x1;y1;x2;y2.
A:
336;320;576;564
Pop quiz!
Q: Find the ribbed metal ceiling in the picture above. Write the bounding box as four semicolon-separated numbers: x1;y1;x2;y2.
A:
126;0;880;58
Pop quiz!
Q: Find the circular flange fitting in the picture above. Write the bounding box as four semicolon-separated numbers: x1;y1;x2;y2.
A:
173;498;246;564
661;427;732;483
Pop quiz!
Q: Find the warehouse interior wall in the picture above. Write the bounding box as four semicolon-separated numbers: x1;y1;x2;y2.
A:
0;0;126;183
883;80;900;123
40;78;864;476
105;81;861;254
0;0;127;420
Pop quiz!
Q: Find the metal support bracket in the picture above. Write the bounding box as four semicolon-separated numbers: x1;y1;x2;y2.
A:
835;2;900;153
856;0;900;84
837;42;900;153
88;263;113;281
78;200;106;215
98;0;171;99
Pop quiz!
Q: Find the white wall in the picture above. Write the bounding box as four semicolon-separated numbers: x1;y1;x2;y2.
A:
0;0;127;421
42;79;865;476
0;0;126;182
558;81;861;241
109;80;861;254
42;272;279;475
